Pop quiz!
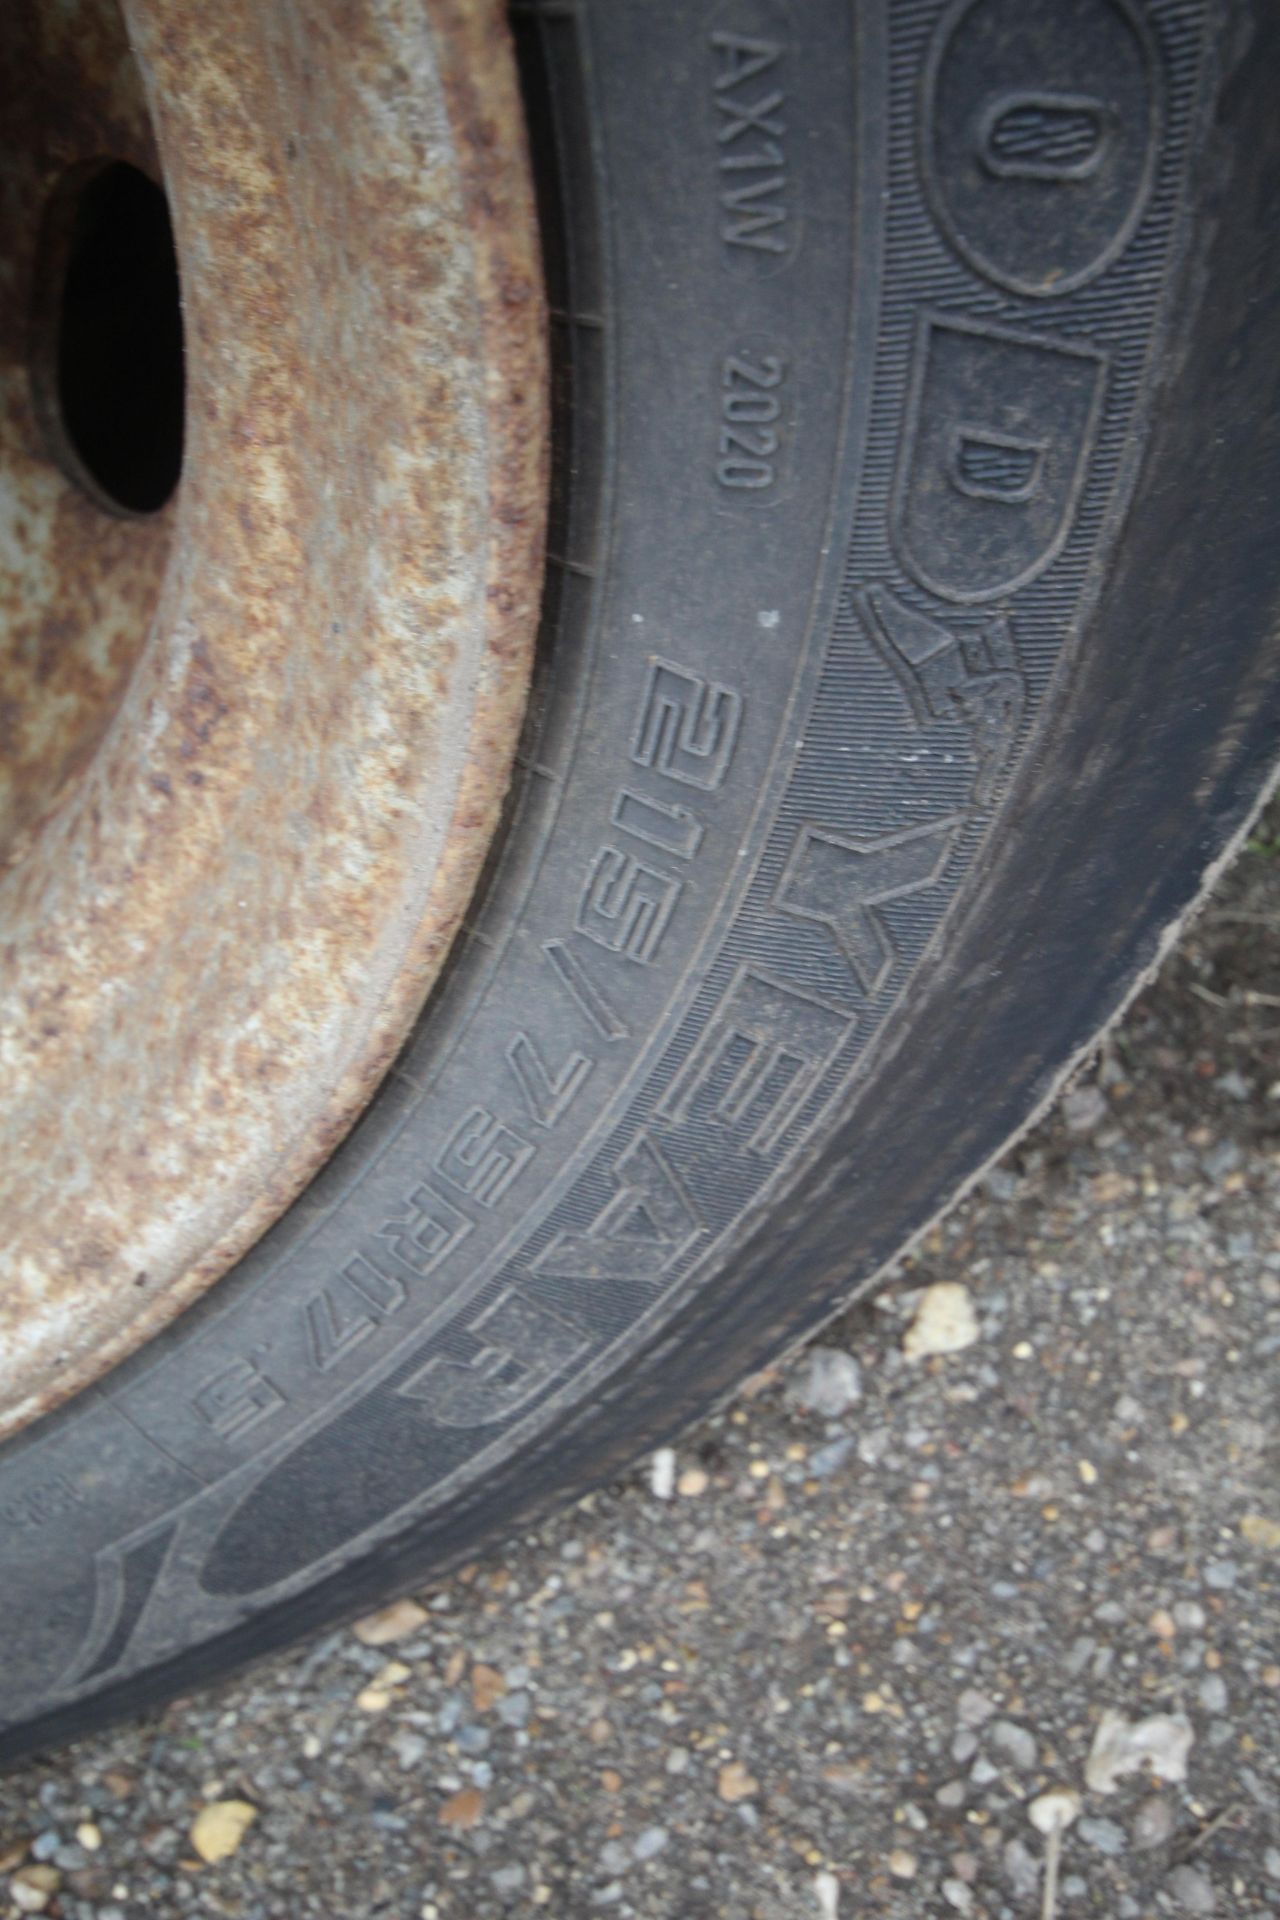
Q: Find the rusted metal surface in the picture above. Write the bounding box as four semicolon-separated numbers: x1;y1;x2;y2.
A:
0;0;547;1434
0;0;169;877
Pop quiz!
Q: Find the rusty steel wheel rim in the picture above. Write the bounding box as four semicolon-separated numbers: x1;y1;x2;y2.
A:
0;0;547;1436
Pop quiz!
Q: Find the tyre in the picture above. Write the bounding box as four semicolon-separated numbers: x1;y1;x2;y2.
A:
2;0;1278;1761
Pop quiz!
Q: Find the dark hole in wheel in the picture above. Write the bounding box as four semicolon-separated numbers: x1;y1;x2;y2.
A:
36;161;185;517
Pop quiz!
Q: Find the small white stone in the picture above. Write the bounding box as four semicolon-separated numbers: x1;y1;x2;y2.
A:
941;1878;973;1911
649;1449;676;1500
189;1801;257;1865
788;1347;863;1417
10;1886;50;1916
351;1598;429;1646
1085;1710;1193;1795
813;1870;839;1919
903;1283;979;1361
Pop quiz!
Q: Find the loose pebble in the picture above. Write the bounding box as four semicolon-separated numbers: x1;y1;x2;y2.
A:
351;1598;429;1645
649;1448;677;1500
1062;1083;1108;1133
903;1283;979;1360
10;1875;55;1916
392;1731;428;1770
1167;1864;1216;1914
809;1437;856;1478
189;1802;257;1865
12;1867;60;1912
438;1787;485;1832
1003;1838;1040;1897
472;1664;507;1712
1085;1710;1193;1794
813;1869;840;1919
1132;1798;1176;1850
717;1761;759;1803
957;1688;997;1728
988;1720;1037;1772
1079;1816;1127;1856
787;1347;863;1417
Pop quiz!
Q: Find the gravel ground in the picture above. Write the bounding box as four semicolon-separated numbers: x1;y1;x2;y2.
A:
2;823;1279;1920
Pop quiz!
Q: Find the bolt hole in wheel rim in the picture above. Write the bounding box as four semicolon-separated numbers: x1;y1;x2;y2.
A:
0;0;547;1436
32;156;185;517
